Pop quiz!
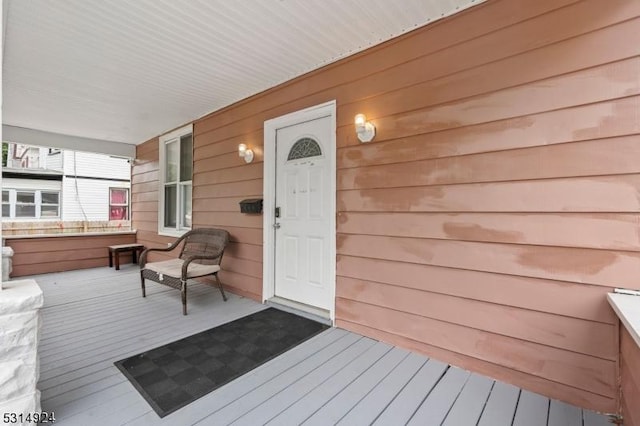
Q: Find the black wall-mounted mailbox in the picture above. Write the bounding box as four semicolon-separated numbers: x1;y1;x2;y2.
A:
239;199;263;214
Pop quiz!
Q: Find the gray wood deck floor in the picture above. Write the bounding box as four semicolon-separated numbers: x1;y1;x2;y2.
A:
29;266;613;426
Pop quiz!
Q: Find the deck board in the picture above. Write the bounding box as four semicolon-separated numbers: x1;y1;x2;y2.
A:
548;400;582;426
407;366;471;425
230;337;377;425
373;358;449;425
28;266;613;425
264;342;393;425
513;390;550;426
335;352;427;426
477;381;521;426
583;410;614;426
301;347;410;425
442;373;495;425
198;333;368;425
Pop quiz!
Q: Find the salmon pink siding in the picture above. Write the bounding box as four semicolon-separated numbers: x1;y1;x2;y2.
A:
5;233;136;276
131;0;640;414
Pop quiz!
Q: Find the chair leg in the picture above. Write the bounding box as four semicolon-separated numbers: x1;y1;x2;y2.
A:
215;274;227;302
140;271;146;297
181;280;187;315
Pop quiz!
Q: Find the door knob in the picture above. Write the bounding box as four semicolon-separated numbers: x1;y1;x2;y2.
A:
273;223;281;229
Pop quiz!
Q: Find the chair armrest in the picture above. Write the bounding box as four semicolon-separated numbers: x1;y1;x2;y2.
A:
181;255;222;278
140;240;183;267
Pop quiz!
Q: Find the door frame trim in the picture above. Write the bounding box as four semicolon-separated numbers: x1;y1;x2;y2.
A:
262;100;337;323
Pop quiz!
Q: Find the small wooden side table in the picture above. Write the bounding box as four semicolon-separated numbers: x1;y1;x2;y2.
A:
108;244;145;270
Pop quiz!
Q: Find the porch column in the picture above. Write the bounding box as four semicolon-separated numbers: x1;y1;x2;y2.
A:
2;246;14;283
0;279;44;424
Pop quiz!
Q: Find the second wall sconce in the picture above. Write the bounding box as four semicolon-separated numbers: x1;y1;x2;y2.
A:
354;113;376;143
238;143;254;163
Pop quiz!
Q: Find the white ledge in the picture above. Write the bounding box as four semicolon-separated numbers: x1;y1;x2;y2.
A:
608;293;640;349
3;230;136;240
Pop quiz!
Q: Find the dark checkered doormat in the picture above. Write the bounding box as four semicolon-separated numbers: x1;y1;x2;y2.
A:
114;308;329;417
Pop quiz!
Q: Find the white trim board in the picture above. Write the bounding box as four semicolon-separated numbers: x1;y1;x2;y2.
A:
262;100;337;323
608;293;640;349
3;125;135;158
157;123;193;237
267;296;333;326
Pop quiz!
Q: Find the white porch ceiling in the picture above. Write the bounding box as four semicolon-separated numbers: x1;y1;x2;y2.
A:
2;0;483;148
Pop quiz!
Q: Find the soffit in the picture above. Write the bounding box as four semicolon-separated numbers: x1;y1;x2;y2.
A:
2;0;483;145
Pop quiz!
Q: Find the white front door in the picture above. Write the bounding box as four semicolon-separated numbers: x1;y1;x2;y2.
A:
273;115;333;310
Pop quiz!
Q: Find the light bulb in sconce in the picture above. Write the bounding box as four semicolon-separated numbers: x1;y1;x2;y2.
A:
354;113;375;143
238;143;254;163
238;143;247;157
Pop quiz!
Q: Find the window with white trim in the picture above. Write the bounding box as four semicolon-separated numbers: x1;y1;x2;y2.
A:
16;191;36;217
109;188;129;220
159;124;193;235
40;192;60;217
2;189;60;219
2;191;10;217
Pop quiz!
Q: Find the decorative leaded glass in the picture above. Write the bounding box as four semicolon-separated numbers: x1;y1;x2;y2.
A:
287;137;322;161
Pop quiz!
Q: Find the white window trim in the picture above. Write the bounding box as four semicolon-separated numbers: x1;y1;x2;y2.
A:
40;190;61;218
15;190;36;218
109;187;130;221
158;124;193;237
2;189;61;220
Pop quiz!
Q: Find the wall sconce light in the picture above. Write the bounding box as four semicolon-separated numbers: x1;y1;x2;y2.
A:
238;143;254;163
354;113;376;143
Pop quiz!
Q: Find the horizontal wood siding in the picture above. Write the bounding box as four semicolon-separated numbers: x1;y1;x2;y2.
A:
131;0;640;413
6;233;136;276
621;327;640;426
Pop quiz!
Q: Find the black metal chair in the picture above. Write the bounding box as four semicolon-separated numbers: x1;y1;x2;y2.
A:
139;228;229;315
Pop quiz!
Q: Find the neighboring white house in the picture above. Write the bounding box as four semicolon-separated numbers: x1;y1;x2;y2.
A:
2;143;131;223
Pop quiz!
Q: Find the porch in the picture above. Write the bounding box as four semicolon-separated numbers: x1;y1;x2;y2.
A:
33;266;612;425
